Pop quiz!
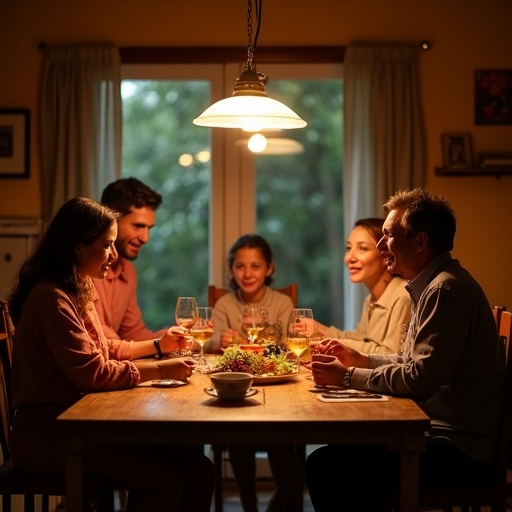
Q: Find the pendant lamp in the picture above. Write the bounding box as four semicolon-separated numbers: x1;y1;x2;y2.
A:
193;0;307;131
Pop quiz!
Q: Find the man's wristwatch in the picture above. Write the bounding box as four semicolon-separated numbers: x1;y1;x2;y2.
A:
342;368;353;388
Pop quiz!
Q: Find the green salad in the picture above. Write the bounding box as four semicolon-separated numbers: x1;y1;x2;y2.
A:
213;345;296;376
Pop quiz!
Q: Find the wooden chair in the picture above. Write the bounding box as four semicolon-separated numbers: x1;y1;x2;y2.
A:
417;306;512;512
493;305;505;332
0;301;114;512
208;284;304;512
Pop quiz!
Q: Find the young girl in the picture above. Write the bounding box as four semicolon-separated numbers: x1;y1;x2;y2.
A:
210;233;298;512
211;233;294;352
8;197;213;512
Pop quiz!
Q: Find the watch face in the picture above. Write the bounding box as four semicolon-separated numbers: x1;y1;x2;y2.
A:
342;371;351;387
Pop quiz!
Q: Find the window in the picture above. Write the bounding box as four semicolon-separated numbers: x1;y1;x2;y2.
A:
121;59;343;328
254;66;344;327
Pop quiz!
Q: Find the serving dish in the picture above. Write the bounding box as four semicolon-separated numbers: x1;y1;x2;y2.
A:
251;374;299;384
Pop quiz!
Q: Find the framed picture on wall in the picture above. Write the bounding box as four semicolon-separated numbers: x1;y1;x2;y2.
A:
475;69;512;125
441;133;473;169
0;108;30;179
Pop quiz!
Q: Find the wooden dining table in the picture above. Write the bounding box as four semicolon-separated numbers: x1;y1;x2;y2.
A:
58;362;430;512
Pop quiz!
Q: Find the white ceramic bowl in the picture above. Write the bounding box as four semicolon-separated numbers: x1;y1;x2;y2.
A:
209;372;253;400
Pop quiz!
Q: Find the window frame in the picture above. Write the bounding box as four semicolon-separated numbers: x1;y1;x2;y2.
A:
120;47;345;288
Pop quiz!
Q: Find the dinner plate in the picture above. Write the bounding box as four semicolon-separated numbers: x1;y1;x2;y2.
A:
251;374;299;384
203;387;258;399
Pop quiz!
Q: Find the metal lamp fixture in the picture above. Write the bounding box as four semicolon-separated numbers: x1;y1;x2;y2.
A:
193;0;307;131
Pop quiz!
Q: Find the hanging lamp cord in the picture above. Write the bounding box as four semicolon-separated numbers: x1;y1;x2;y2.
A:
246;0;262;72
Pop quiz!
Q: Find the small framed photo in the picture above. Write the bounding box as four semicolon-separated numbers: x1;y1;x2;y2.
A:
475;69;512;125
441;133;473;169
0;108;30;179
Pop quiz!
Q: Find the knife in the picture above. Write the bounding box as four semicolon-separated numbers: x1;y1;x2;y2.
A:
321;392;382;399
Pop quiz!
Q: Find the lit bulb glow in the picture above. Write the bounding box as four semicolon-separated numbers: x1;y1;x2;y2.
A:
247;134;268;152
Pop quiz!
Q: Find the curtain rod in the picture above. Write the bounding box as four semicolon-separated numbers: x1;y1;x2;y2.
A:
37;41;431;62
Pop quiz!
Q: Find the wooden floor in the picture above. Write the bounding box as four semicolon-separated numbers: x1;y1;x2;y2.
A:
41;492;507;512
108;480;313;512
213;479;314;512
210;481;505;512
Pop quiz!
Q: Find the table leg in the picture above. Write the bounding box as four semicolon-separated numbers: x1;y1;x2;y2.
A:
64;440;85;512
399;449;420;511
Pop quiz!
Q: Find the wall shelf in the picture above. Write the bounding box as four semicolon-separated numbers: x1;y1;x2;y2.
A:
435;166;512;178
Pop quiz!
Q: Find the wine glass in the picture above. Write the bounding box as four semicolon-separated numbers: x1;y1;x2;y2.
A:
295;308;322;362
189;307;214;373
175;297;198;356
240;307;268;345
285;309;313;372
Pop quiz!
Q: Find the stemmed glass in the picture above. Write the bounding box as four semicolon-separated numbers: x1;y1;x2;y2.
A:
240;307;268;345
175;297;198;356
285;309;313;372
296;308;323;362
189;306;214;373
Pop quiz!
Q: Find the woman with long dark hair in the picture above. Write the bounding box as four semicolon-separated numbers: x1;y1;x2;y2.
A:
8;197;214;512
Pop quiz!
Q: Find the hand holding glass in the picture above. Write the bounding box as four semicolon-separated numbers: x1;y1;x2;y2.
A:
189;307;214;373
175;297;198;356
285;309;312;371
294;308;320;361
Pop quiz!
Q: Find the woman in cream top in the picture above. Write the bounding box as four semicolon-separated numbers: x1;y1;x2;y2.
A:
318;218;411;354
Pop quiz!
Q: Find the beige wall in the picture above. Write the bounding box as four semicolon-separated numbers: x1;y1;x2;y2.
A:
1;0;511;307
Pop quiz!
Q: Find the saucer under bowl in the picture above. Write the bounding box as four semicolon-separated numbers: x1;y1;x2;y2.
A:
204;387;258;400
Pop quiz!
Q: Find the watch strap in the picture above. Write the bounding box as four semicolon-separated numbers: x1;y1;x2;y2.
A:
154;338;163;359
342;367;354;388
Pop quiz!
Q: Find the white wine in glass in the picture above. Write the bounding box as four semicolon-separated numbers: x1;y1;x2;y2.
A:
175;297;198;356
285;309;312;370
286;336;309;357
189;306;214;373
240;307;268;345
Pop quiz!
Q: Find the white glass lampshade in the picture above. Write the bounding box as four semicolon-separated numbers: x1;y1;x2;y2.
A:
193;95;307;132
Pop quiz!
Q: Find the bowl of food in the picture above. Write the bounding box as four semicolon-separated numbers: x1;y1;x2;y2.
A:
209;372;254;400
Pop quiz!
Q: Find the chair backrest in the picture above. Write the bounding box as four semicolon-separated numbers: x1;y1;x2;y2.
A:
0;301;14;462
208;283;298;308
493;309;512;505
0;301;13;366
500;310;511;361
493;305;506;331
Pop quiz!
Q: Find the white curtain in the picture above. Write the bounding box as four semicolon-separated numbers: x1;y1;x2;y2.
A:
343;44;425;328
39;45;122;225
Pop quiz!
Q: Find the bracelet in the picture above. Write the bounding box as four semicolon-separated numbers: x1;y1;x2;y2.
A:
154;338;163;360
